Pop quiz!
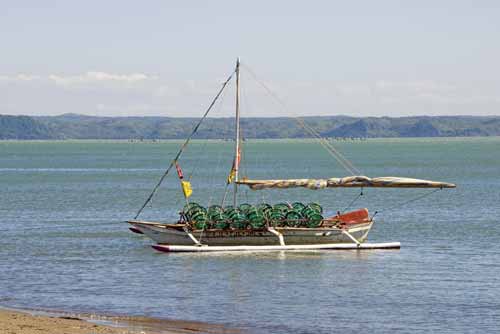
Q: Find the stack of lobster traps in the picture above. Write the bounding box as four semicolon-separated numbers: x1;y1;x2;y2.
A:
182;202;324;230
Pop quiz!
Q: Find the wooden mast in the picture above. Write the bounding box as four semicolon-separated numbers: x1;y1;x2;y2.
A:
233;58;241;207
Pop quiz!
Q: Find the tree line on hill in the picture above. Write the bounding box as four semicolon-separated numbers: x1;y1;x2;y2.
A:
1;113;500;140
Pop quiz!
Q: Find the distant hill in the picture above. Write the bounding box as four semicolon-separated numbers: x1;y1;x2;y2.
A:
0;115;56;139
1;114;500;139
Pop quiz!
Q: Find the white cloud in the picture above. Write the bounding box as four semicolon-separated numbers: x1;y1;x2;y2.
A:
48;71;155;86
2;73;499;116
0;74;41;82
0;71;156;86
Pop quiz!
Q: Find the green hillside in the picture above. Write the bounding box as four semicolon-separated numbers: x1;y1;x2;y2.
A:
0;115;56;139
1;114;500;139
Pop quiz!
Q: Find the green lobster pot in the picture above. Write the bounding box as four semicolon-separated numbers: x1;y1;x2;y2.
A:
273;203;291;213
302;205;318;216
184;203;207;222
211;212;229;230
257;203;272;212
269;208;286;226
257;204;273;220
191;210;209;230
305;213;323;228
225;208;239;219
207;205;224;220
247;207;265;229
224;208;246;229
223;207;237;220
301;205;323;228
183;202;201;217
292;202;306;212
307;202;323;214
188;209;206;222
230;211;247;229
208;204;223;213
285;210;302;227
238;203;252;213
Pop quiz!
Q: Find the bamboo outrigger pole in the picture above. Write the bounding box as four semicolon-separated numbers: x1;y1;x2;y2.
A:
233;58;241;207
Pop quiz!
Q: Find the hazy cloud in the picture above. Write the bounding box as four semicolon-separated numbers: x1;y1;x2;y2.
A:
48;72;156;86
1;72;156;86
2;73;499;116
0;74;41;82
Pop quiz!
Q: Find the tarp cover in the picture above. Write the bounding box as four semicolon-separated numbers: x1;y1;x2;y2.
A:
237;176;456;190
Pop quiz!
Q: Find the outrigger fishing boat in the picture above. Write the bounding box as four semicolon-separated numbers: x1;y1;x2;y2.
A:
127;59;455;253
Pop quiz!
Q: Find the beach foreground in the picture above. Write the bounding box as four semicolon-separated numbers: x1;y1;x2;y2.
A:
0;309;240;334
0;309;142;334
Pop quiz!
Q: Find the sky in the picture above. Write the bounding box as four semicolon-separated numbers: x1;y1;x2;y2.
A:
1;0;500;117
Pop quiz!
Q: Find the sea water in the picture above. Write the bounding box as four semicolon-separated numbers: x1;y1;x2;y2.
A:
0;138;499;333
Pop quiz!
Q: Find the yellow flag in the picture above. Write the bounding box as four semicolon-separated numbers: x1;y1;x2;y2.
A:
227;169;236;184
181;180;192;198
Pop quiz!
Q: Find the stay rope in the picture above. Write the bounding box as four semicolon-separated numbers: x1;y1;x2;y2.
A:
372;188;442;218
134;69;235;219
198;149;226;243
187;85;228;182
341;189;364;213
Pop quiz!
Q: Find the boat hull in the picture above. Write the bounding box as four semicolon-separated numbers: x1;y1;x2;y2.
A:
128;220;373;246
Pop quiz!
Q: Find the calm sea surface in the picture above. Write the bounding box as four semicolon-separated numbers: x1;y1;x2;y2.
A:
1;138;499;333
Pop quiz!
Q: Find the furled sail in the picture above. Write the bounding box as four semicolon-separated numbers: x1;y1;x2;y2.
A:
237;176;456;190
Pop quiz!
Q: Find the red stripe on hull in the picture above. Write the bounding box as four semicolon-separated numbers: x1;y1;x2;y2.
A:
152;244;170;252
129;227;144;234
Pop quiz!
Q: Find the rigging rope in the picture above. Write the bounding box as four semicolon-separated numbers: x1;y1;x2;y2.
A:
240;63;361;176
372;188;442;218
221;182;230;207
342;189;363;213
295;118;361;175
199;150;225;243
187;86;228;181
134;69;235;219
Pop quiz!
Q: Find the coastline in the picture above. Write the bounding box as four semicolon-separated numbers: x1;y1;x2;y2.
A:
0;306;241;334
0;136;499;142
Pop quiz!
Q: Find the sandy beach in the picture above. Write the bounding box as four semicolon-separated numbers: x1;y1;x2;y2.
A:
0;309;144;334
0;308;240;334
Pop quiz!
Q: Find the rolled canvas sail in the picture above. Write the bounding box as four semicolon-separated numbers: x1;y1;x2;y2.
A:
237;176;456;190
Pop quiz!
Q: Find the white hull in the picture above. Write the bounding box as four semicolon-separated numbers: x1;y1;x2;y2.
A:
128;220;373;246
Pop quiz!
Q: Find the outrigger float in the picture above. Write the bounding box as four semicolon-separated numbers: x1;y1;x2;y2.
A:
151;242;402;253
127;59;455;253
